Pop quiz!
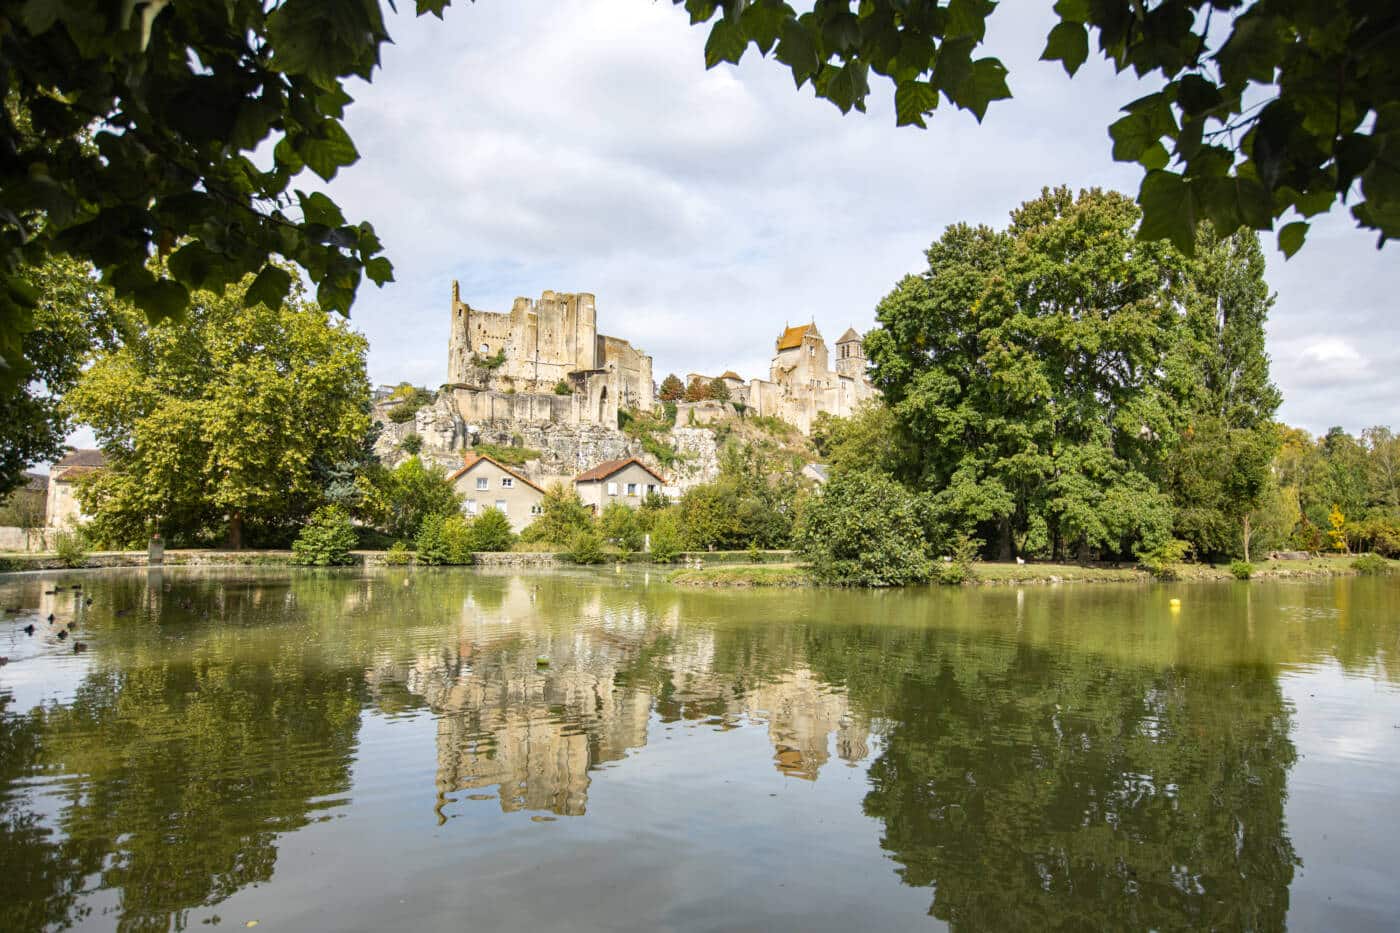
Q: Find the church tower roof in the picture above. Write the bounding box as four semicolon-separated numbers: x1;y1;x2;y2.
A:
836;327;862;344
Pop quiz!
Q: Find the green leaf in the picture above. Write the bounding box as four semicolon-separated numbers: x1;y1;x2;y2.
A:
1052;0;1090;23
244;266;293;310
945;0;992;41
956;58;1010;123
365;256;395;286
818;62;870;114
1109;112;1163;163
1136;170;1197;256
895;80;938;128
1277;221;1307;258
1139;142;1170;171
298;120;360;182
168;243;233;292
136;280;190;324
297;190;347;228
705;16;747;67
775;19;821;87
1041;22;1088;76
416;0;450;19
739;1;790;56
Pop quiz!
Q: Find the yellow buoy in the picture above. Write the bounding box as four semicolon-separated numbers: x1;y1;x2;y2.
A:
1169;597;1181;611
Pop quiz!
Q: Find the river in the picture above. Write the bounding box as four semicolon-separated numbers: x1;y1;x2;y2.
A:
1;566;1396;931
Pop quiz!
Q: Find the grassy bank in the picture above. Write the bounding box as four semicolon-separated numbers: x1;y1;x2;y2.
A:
669;556;1387;588
668;565;812;587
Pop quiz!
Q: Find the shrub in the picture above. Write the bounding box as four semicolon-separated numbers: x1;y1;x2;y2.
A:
600;502;643;552
383;540;413;565
1230;560;1253;580
520;484;594;546
935;531;981;585
415;513;467;566
467;508;516;552
1138;538;1191;580
53;528;88;569
569;529;605;565
553;380;573;395
400;432;423;454
479;348;508;370
648;513;682;563
1352;553;1391;575
795;471;932;587
471;443;541;466
291;505;358;566
386;404;417;424
369;456;462;540
747;541;763;563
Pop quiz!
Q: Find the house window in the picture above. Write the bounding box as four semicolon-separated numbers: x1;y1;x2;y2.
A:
501;477;513;489
465;499;478;515
626;482;638;496
530;504;543;515
476;477;488;490
495;500;508;514
646;483;658;495
607;481;618;496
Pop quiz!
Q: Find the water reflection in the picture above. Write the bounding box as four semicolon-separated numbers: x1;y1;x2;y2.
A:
0;568;1396;931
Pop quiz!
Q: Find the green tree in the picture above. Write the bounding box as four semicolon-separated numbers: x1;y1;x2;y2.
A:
600;502;644;552
291;504;358;566
0;256;121;496
466;507;516;553
519;484;594;546
706;377;731;401
810;401;907;477
647;510;683;562
568;529;606;565
658;373;685;402
866;188;1181;562
795;470;932;586
367;456;461;542
67;273;371;548
1164;226;1281;560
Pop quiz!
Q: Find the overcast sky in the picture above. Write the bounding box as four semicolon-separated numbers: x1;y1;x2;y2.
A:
227;3;1400;438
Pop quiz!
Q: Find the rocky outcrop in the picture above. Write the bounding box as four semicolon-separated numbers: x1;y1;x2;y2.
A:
668;427;720;487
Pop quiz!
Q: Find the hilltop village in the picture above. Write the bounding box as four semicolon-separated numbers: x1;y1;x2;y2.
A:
372;285;875;498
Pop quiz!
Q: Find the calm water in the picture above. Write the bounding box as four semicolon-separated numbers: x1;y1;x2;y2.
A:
0;568;1397;932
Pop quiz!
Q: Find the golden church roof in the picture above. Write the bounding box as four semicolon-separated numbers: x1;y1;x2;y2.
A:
776;323;819;351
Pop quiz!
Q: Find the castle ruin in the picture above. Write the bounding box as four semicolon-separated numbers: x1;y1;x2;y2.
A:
446;283;654;427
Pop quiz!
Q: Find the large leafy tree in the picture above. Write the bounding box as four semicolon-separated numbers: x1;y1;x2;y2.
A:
0;255;121;496
682;0;1400;257
867;187;1181;561
1164;225;1281;560
66;273;372;547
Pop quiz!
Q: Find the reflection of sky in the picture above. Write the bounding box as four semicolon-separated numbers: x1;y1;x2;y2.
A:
1282;662;1400;933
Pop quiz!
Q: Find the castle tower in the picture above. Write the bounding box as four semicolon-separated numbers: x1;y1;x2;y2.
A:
834;327;865;379
448;280;471;383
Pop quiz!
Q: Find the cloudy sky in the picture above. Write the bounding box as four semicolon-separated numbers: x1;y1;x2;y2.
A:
315;1;1394;435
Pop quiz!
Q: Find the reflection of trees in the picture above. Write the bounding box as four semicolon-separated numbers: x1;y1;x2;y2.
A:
0;651;363;932
811;629;1297;930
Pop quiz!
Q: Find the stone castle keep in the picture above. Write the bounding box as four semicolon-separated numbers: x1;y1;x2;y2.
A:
447;283;653;427
444;284;873;435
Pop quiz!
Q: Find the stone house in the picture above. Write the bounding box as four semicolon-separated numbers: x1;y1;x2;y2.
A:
47;449;105;530
574;458;667;513
448;453;547;533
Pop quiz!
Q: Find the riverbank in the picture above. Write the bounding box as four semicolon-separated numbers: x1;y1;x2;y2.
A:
669;556;1388;587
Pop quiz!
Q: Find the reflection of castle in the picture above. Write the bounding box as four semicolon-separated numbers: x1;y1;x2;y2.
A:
364;576;869;817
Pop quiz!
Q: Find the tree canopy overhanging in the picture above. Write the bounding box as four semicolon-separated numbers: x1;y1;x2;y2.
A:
1;0;1396;385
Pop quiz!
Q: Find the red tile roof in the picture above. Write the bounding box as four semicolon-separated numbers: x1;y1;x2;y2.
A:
574;457;666;484
448;452;546;494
